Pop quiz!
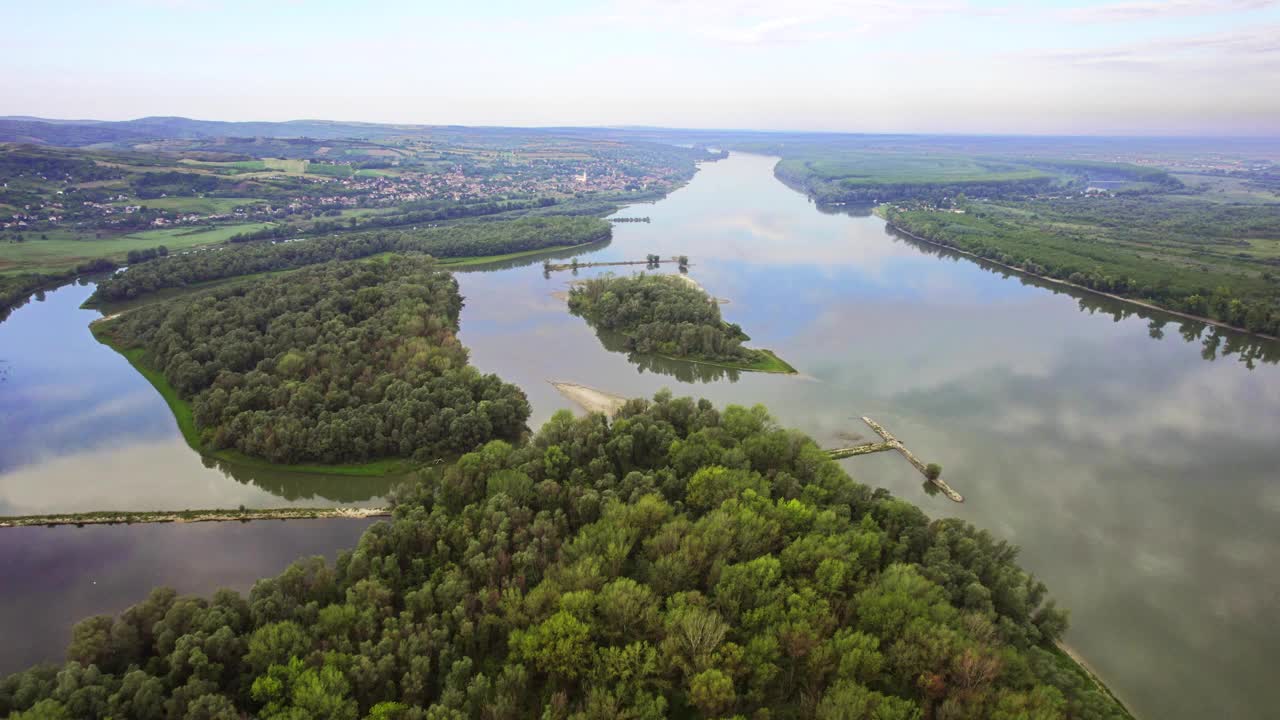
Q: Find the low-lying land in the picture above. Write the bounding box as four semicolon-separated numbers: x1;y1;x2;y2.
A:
92;256;532;468
568;273;797;374
0;393;1132;719
885;196;1280;337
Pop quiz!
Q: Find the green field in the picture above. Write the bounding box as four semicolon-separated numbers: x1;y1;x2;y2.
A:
112;196;267;214
179;158;309;174
0;222;275;274
1171;173;1280;204
661;347;798;374
886;196;1280;335
781;153;1051;185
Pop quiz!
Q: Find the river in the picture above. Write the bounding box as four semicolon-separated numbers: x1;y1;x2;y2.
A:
2;152;1279;718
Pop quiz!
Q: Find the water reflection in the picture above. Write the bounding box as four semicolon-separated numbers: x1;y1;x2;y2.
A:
450;238;613;274
0;283;392;513
3;152;1280;720
886;226;1280;368
589;326;743;384
0;518;374;674
205;455;410;504
454;153;1280;720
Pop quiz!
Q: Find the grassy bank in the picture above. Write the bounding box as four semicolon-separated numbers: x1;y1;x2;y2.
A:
659;347;798;375
91;323;414;478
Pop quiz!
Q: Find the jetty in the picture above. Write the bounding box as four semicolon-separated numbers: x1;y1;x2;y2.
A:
543;256;688;273
826;417;964;503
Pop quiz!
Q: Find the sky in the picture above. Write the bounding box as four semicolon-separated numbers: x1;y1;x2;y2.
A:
4;0;1279;135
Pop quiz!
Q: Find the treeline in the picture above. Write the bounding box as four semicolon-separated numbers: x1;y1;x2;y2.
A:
886;204;1280;336
0;394;1130;720
773;160;1057;205
0;147;119;183
804;175;1055;205
569;274;768;365
229;198;562;242
132;171;231;199
92;216;612;302
125;245;169;264
1024;159;1181;190
0;258;118;321
97;257;530;464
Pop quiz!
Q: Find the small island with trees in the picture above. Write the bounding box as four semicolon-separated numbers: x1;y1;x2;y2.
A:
568;273;796;374
92;256;532;472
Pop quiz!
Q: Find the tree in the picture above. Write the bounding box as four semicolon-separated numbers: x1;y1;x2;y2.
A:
924;463;942;481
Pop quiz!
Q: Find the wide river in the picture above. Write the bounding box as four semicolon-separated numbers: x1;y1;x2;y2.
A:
3;153;1279;718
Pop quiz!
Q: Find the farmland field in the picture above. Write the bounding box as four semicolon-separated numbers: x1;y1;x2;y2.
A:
779;152;1051;185
0;222;275;274
111;196;267;214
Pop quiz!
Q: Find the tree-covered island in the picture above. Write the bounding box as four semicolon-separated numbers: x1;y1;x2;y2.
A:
568;273;796;374
93;256;531;469
0;394;1131;720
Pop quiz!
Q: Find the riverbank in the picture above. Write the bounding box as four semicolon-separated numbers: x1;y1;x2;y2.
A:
882;215;1280;343
0;506;390;529
1052;642;1139;720
90;321;417;478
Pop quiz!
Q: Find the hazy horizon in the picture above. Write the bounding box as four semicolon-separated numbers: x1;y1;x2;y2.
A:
6;0;1280;136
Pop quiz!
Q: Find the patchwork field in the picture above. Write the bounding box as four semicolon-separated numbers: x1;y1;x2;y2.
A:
0;222;275;274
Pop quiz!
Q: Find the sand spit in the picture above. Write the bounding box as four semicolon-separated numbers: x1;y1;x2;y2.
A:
550;381;629;417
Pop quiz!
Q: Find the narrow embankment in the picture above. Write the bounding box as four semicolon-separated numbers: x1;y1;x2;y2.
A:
0;507;390;529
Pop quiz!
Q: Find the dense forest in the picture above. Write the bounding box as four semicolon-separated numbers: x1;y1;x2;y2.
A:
885;198;1280;336
95;257;530;464
91;217;611;303
0;394;1130;719
568;274;793;373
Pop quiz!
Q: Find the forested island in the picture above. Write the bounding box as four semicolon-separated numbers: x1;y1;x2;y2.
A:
93;257;530;467
568;273;796;374
0;394;1131;720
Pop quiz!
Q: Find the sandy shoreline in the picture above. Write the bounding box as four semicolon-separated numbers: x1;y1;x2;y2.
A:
550;381;629;416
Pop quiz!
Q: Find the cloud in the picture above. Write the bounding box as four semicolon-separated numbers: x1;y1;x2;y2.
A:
1060;0;1278;23
585;0;979;45
1011;23;1280;69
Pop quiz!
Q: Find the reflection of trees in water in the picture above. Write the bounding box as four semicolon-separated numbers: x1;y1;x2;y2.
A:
452;238;613;274
204;455;410;504
888;228;1280;369
593;327;742;384
813;202;877;218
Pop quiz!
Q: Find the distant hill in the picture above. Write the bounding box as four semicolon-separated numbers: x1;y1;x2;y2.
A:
0;116;423;146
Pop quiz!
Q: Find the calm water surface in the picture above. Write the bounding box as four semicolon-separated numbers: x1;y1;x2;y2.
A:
0;282;400;513
0;518;374;674
2;153;1279;718
455;154;1280;720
